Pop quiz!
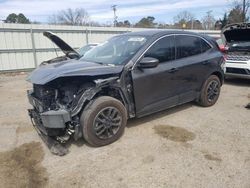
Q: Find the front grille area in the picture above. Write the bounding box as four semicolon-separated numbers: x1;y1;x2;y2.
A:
226;55;250;62
34;85;55;99
226;67;250;75
33;85;57;111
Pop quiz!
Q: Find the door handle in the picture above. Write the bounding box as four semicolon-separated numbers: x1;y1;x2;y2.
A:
168;68;179;73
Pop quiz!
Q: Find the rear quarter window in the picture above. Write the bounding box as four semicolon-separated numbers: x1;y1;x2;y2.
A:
200;38;212;53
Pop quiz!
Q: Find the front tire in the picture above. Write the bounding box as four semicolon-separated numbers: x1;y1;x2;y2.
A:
198;75;221;107
80;96;127;147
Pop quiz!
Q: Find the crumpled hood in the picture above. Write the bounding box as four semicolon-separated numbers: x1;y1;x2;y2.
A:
222;23;250;43
27;59;124;85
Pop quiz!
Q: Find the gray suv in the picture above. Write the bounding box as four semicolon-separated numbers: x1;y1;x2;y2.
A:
27;30;224;155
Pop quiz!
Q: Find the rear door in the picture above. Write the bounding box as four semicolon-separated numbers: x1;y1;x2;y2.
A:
174;35;213;103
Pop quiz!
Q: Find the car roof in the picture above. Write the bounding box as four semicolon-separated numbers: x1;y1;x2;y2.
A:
123;29;206;38
122;30;216;47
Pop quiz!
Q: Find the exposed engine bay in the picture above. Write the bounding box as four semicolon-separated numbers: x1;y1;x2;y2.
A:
28;75;129;155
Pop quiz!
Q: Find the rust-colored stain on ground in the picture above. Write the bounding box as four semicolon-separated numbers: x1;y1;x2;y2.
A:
0;142;48;188
154;125;196;142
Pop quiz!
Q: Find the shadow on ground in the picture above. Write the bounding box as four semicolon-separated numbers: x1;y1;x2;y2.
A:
225;78;250;87
127;102;194;128
64;102;195;151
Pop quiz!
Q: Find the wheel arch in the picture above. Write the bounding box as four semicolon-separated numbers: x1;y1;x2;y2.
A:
210;71;224;85
73;85;130;118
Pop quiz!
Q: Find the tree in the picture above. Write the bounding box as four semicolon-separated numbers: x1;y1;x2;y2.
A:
5;13;17;23
5;13;30;24
188;20;203;29
135;16;156;28
17;13;30;23
228;0;250;23
174;11;194;27
202;11;216;30
228;5;245;23
221;13;229;27
230;0;250;22
214;13;228;30
49;8;90;25
173;11;200;29
116;20;131;27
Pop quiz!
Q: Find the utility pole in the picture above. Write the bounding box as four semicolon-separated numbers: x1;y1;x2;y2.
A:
111;5;118;27
243;0;246;22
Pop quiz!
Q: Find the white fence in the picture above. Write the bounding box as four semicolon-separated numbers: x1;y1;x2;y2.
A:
0;23;220;72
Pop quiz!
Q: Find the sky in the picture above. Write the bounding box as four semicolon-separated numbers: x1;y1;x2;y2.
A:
0;0;232;24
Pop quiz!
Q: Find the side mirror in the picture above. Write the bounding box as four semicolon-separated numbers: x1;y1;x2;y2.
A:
138;57;159;68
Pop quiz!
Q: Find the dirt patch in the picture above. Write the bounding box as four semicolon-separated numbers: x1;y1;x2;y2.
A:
154;125;195;142
0;121;28;127
0;142;48;188
0;72;28;77
204;153;222;162
16;126;33;134
142;155;155;164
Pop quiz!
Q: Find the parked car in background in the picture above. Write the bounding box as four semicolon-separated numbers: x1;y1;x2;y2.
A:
222;23;250;79
27;30;224;155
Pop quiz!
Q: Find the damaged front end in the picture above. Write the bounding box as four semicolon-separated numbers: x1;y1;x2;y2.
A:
27;76;121;155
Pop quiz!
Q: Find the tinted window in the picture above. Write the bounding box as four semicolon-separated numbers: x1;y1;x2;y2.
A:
144;36;175;63
200;39;211;53
176;35;201;59
176;35;211;59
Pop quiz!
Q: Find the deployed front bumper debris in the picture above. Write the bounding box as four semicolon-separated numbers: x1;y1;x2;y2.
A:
28;109;69;156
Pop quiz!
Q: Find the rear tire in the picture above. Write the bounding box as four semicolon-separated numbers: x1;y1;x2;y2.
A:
80;96;127;147
198;75;221;107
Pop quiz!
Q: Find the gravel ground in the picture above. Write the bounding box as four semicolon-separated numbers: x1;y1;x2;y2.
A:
0;73;249;188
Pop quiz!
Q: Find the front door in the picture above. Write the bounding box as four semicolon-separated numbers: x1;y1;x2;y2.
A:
131;35;179;117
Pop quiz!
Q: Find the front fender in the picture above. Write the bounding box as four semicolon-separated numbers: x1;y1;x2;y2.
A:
70;77;120;116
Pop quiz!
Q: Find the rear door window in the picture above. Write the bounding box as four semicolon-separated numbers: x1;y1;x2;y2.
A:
176;35;211;59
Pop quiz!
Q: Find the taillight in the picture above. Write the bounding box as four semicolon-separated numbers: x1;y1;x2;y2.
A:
219;45;228;53
219;46;225;52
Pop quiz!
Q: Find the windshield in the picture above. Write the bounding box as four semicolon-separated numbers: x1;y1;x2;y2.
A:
77;44;97;56
80;35;147;65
